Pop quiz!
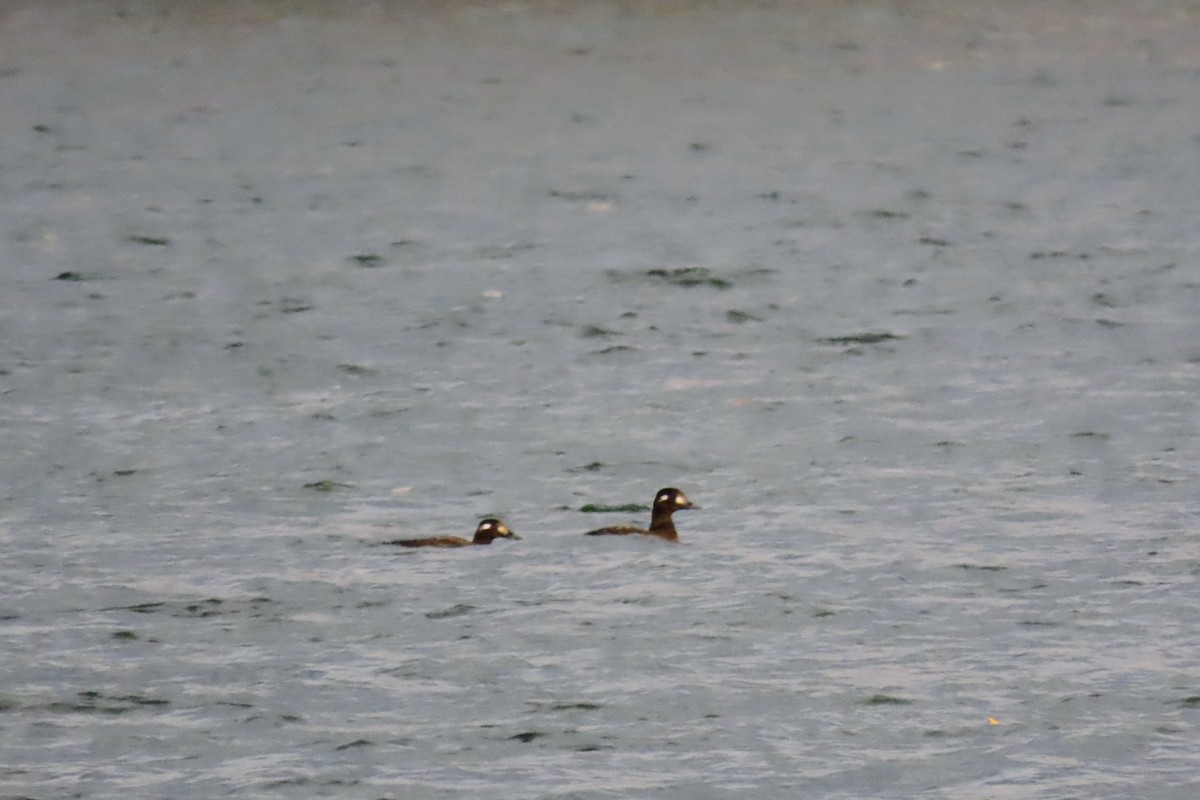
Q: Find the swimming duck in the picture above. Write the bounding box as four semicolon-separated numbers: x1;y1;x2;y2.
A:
387;519;520;548
584;487;696;542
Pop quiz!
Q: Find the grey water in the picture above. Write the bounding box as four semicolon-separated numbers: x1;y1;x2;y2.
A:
2;1;1199;797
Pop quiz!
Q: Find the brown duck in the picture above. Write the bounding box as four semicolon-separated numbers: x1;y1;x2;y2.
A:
584;488;697;542
387;519;520;548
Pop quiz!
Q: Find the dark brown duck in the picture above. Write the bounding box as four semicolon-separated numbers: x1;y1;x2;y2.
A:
584;487;697;542
387;518;520;548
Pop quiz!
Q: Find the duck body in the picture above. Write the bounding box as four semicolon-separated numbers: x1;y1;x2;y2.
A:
387;519;519;548
585;488;696;542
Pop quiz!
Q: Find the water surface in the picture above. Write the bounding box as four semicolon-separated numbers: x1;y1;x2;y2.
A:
1;2;1199;798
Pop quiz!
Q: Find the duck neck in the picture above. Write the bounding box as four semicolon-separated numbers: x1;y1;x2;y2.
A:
647;512;678;541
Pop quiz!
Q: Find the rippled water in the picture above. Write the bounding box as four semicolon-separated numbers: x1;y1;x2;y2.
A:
2;2;1200;798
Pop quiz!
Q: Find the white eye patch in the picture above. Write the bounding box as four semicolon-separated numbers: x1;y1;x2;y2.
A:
658;494;670;504
480;521;494;530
